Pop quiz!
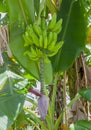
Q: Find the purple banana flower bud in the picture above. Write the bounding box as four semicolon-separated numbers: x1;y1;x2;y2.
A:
38;94;49;121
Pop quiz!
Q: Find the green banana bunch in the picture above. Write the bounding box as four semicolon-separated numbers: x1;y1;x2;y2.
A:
23;12;63;62
24;47;43;61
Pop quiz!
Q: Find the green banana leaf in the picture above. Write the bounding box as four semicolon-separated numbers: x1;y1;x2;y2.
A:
69;120;91;130
0;93;25;130
34;0;40;16
79;88;91;102
0;1;7;12
52;0;87;72
7;0;40;79
0;71;25;130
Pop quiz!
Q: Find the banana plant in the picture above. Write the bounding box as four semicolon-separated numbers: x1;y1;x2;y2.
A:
6;0;87;91
6;0;59;84
6;0;63;123
0;0;88;129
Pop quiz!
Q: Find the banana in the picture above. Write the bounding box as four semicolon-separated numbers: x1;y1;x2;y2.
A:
24;26;34;42
52;19;62;34
26;47;43;61
48;41;63;57
52;41;63;54
47;32;57;51
26;25;39;47
48;42;61;57
23;33;33;47
47;32;57;47
53;32;57;43
24;50;35;61
44;36;48;49
29;47;39;61
47;32;53;46
36;48;42;58
32;32;39;47
31;47;36;55
42;30;48;49
56;41;64;49
28;25;39;47
39;35;43;48
26;25;34;39
55;25;62;34
48;13;57;30
48;50;58;57
48;40;56;51
26;25;33;35
47;32;57;50
33;24;42;37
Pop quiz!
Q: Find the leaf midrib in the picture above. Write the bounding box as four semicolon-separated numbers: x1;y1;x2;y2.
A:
18;0;27;25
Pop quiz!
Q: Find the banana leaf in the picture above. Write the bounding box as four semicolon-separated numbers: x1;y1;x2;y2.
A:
52;0;87;72
0;71;25;130
7;0;40;79
69;120;91;130
79;88;91;102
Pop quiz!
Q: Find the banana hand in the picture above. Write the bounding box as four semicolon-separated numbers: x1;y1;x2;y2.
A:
23;33;33;47
26;25;39;47
48;40;56;51
48;41;63;57
52;19;62;34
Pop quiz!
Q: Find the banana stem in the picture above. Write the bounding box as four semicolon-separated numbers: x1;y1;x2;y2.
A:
63;71;67;125
41;6;46;30
40;7;46;95
40;57;45;94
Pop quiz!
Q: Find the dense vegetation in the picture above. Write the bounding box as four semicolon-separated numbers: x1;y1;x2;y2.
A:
0;0;91;130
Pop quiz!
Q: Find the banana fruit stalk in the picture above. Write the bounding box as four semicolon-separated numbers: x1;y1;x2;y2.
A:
23;13;63;61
